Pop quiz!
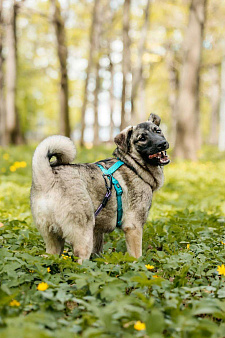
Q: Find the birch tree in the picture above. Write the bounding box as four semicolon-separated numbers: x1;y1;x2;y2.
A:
93;60;100;145
121;0;131;131
51;0;70;137
0;0;6;146
208;65;220;145
109;58;115;142
173;0;208;160
130;0;151;125
5;0;23;144
80;0;100;147
166;47;179;145
219;57;225;151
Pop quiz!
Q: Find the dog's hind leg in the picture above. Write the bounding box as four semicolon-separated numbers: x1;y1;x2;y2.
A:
92;230;104;254
66;222;94;264
39;225;65;255
44;231;65;255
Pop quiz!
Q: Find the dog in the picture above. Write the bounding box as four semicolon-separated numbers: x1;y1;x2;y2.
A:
30;113;169;263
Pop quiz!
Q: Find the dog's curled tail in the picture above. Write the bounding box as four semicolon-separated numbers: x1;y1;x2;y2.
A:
32;135;76;189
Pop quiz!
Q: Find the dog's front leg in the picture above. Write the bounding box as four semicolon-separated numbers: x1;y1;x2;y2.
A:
123;225;142;259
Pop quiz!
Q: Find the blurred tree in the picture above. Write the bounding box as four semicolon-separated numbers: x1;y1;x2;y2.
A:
51;0;70;137
166;46;179;146
219;57;225;151
5;0;23;144
208;64;220;145
93;60;100;146
174;0;208;160
93;1;104;146
109;58;115;142
106;3;116;143
131;0;151;125
80;0;100;147
121;0;131;131
0;0;6;146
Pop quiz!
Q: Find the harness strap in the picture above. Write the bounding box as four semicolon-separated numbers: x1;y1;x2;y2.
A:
95;161;124;227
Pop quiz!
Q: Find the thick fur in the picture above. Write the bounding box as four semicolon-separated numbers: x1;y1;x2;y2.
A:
30;116;169;262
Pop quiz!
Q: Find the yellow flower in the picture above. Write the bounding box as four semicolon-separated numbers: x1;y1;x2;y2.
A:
145;264;154;270
37;282;49;291
29;270;34;273
187;244;190;249
153;275;159;278
1;168;6;173
62;255;71;260
217;264;225;276
10;165;16;172
221;241;225;245
9;299;20;307
14;161;21;168
19;161;27;168
3;153;9;160
47;267;51;272
134;321;146;331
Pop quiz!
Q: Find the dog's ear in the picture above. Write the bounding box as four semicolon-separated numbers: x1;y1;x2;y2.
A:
148;113;161;126
114;126;133;152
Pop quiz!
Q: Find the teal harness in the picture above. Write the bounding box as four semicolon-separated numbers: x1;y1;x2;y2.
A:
95;160;124;228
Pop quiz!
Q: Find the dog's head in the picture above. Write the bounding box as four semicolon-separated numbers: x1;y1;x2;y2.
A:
114;113;170;166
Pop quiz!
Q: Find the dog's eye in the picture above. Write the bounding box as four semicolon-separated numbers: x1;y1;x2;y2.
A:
139;135;146;141
154;127;161;134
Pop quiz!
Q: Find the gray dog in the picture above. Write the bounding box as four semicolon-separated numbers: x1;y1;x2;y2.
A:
30;114;169;263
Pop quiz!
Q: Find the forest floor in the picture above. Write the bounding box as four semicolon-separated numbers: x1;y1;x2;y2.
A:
0;145;225;337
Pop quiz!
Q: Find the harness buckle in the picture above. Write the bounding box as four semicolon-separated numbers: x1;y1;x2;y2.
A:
115;183;123;195
103;174;113;190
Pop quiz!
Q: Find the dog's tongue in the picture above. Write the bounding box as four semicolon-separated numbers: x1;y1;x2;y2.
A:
149;151;170;165
149;152;161;159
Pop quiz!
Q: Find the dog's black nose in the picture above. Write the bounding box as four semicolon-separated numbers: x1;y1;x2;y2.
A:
157;141;168;151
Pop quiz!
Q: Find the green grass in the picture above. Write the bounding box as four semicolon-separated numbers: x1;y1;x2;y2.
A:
0;144;225;337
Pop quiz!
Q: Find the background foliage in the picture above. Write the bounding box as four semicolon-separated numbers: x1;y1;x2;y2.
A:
1;0;225;153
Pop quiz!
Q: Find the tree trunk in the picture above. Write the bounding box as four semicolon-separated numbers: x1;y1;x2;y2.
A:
109;59;115;142
137;75;146;122
121;0;131;131
51;0;70;137
208;65;220;145
5;1;23;144
93;61;100;146
0;0;6;146
80;0;100;147
219;57;225;151
173;0;207;160
166;48;179;146
131;0;151;125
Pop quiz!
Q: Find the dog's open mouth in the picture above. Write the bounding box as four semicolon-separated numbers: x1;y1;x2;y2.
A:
149;151;170;165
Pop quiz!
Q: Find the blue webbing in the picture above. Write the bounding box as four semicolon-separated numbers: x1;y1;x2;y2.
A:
96;161;124;227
